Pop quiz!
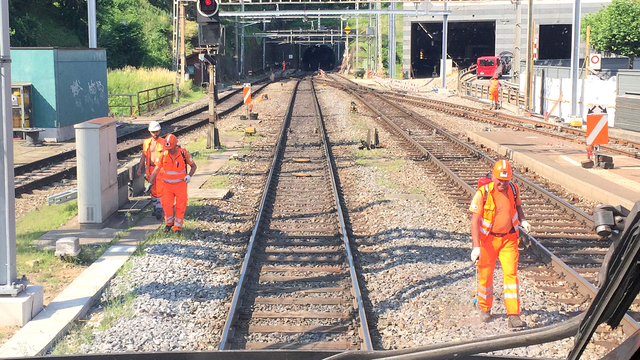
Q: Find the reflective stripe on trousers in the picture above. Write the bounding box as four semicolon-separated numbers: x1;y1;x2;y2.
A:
477;232;520;315
161;181;188;231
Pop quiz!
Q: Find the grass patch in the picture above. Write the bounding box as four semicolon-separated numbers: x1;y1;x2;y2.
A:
353;148;404;172
183;136;226;159
16;201;78;275
202;174;230;189
107;67;205;117
350;119;370;132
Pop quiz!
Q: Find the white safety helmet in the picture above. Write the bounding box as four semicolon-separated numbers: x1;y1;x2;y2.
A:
148;121;161;132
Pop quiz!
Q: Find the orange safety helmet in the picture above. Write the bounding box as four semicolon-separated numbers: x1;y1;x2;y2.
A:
164;133;178;150
492;159;513;180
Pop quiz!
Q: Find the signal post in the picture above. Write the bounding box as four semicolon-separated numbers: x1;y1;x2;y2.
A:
197;0;222;149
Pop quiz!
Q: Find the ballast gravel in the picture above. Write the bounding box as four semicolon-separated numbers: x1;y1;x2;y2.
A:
52;77;624;359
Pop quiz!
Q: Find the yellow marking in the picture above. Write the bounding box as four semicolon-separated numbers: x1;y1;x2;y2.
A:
293;159;310;163
293;173;311;177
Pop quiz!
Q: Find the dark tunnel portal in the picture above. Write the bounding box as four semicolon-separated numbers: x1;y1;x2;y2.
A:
538;24;572;60
411;21;495;78
302;45;336;71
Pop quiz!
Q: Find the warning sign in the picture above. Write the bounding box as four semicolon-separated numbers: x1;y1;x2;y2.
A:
589;54;601;70
11;94;18;106
243;83;251;105
586;105;608;146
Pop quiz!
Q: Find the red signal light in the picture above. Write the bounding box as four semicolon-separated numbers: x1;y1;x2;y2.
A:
205;0;212;5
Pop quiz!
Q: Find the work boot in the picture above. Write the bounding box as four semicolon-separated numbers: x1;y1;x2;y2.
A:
477;310;492;323
508;315;527;329
155;209;163;220
163;225;172;233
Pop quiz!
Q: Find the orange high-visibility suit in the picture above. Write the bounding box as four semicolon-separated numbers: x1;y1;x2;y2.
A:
489;78;500;107
157;147;195;231
142;136;165;199
469;181;522;315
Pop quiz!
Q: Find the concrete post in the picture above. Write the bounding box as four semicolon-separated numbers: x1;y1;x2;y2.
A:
441;0;448;88
514;0;521;83
355;2;359;69
388;1;396;78
570;0;582;117
525;0;533;111
207;62;220;149
180;1;186;83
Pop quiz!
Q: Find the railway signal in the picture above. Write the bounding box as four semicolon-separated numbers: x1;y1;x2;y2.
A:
196;0;222;47
197;0;219;23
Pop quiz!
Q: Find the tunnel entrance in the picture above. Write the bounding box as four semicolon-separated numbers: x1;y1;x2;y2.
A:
302;45;336;71
539;24;572;60
411;21;495;78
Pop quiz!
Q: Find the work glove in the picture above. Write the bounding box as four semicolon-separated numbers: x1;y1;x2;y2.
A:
471;247;481;262
184;175;191;184
521;220;532;233
144;183;152;194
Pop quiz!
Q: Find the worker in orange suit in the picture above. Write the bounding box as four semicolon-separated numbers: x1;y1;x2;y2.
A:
138;121;165;220
469;159;531;329
282;61;286;71
489;75;501;110
149;134;197;234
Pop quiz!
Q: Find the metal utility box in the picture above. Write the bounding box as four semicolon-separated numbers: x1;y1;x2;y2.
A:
74;117;118;228
10;48;108;142
11;83;32;128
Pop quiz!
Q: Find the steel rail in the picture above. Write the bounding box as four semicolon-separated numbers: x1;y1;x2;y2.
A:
311;77;373;351
329;74;640;337
13;82;270;197
218;79;301;350
13;86;243;177
385;92;640;159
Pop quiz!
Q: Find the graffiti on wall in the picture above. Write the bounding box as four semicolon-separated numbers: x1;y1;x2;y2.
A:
70;79;107;114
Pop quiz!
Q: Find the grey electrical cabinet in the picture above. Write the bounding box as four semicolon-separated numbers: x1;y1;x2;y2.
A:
74;117;118;228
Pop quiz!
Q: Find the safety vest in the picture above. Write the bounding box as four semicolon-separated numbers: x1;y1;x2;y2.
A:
478;182;519;240
489;79;500;93
159;147;191;183
143;137;165;169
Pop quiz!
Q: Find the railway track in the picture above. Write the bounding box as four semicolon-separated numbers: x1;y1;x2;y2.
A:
219;77;372;351
13;82;269;197
326;74;640;341
325;75;640;159
384;90;640;159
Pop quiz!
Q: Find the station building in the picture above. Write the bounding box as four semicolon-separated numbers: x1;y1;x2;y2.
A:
402;0;612;78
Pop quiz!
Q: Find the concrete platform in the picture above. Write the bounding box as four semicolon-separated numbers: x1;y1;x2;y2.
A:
467;128;640;210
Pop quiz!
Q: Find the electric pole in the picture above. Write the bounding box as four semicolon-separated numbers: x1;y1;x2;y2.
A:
513;0;521;84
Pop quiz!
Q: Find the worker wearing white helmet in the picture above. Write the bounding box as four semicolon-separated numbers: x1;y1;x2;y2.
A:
138;121;165;219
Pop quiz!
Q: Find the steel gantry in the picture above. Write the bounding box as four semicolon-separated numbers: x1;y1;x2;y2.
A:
172;0;450;79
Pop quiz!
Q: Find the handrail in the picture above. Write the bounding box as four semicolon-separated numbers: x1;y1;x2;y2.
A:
137;84;174;115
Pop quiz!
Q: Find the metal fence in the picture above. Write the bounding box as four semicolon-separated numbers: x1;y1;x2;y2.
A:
138;84;174;115
458;65;525;108
108;93;137;117
108;84;175;117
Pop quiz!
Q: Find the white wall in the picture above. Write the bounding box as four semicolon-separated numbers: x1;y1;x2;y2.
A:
531;74;617;126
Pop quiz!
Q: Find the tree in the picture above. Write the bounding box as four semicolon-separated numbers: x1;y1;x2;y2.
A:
582;0;640;64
